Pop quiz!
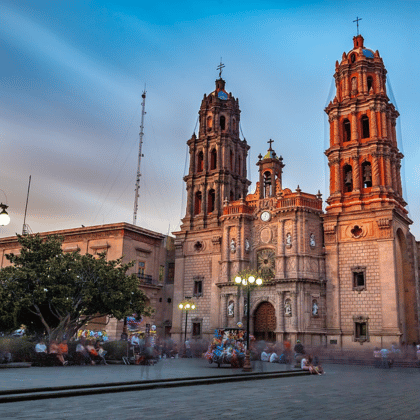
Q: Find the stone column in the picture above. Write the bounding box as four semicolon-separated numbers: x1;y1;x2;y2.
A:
352;155;360;192
189;148;195;174
344;71;350;98
278;291;285;332
381;106;388;138
396;161;403;196
370;106;378;138
351;110;358;142
362;69;368;95
332;159;340;194
391;157;398;193
384;153;392;191
222;294;229;327
357;73;363;94
372;153;380;188
291;291;298;331
332;115;339;145
387;115;393;145
392;121;398;147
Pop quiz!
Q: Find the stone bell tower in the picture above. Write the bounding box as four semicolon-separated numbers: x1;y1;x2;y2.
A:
324;35;419;348
181;76;250;231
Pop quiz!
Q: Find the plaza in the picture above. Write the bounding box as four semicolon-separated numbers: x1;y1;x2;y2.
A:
0;360;419;419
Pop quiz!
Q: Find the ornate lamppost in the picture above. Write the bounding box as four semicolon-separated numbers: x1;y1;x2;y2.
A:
0;190;11;226
235;271;263;372
178;298;196;357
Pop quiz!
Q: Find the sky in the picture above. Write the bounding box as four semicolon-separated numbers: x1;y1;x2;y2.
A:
1;0;420;238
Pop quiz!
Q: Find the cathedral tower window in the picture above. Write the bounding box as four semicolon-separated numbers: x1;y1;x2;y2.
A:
367;76;373;92
210;149;217;170
197;151;204;172
194;191;202;215
220;115;226;131
343;165;353;192
229;190;234;202
208;189;215;213
207;116;212;129
362;161;372;188
263;171;272;197
343;119;351;143
350;53;356;63
361;115;370;139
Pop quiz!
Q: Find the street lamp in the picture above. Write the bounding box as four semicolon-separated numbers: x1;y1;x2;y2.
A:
235;271;263;372
178;298;196;357
0;203;10;226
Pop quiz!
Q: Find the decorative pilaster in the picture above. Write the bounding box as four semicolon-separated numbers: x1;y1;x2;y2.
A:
351;110;358;141
352;155;360;192
370;106;378;138
372;153;380;188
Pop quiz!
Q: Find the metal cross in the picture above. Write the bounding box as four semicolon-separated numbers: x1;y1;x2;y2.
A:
353;16;362;36
217;58;225;78
267;139;274;149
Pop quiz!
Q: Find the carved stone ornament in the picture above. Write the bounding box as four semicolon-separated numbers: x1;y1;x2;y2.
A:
245;238;250;253
286;233;292;248
228;300;234;317
230;239;236;254
309;233;316;248
351;225;363;238
284;299;292;316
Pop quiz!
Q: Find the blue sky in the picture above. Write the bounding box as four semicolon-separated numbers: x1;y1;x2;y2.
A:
1;0;420;238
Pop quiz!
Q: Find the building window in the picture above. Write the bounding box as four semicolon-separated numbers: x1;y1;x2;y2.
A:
220;115;226;131
207;116;212;129
367;76;373;93
167;298;172;303
343;164;353;192
350;53;356;63
362;161;372;188
159;265;164;283
263;171;272;197
354;316;369;342
343;119;351;143
208;189;215;213
138;261;145;277
210;149;217;170
167;262;174;284
194;191;202;215
192;322;201;338
352;267;366;291
361;115;370;138
193;278;203;297
197;151;204;172
230;190;234;202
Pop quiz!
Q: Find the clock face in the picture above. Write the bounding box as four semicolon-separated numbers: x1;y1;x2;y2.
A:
260;211;271;222
218;91;228;100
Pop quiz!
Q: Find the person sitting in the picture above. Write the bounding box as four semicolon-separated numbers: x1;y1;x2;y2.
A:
75;340;93;365
373;347;381;368
58;340;69;364
34;339;48;366
86;340;102;364
49;340;65;366
301;354;323;375
261;348;271;362
269;352;279;363
95;342;107;365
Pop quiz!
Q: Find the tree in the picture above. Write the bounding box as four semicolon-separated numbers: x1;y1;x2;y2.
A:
0;234;151;341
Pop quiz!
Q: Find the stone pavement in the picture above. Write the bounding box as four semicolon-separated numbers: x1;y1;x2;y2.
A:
1;360;420;419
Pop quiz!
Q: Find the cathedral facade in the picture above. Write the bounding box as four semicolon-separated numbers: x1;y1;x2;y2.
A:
172;35;420;350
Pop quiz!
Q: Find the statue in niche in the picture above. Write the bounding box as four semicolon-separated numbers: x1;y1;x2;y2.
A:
351;77;357;91
312;300;319;316
230;239;236;254
309;233;316;248
286;233;292;246
243;298;248;316
245;238;250;253
228;301;234;317
284;299;292;316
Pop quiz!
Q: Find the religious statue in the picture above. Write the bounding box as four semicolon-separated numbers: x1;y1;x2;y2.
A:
245;238;250;253
243;298;248;316
230;239;236;254
286;233;292;246
284;299;292;316
228;301;234;317
310;233;316;248
351;76;357;91
312;300;319;316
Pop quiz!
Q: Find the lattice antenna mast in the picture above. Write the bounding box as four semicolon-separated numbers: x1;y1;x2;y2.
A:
133;88;146;225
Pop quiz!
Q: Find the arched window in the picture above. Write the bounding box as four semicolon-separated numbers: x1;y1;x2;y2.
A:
361;115;370;139
367;76;373;93
206;116;212;129
362;161;372;188
208;189;215;213
194;191;202;215
230;150;233;171
350;53;356;63
197;151;204;172
230;190;234;202
210;149;217;170
220;115;226;131
343;119;351;143
263;171;272;197
343;164;353;192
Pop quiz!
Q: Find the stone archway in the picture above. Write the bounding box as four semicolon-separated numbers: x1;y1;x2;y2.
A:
253;301;276;341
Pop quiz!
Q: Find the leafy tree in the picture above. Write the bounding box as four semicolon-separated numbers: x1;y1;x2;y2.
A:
0;234;150;341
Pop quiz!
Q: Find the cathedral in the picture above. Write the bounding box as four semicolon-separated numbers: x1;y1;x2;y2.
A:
172;35;420;350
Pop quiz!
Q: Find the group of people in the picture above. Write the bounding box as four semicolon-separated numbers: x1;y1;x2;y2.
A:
35;338;106;366
204;338;246;367
127;334;179;363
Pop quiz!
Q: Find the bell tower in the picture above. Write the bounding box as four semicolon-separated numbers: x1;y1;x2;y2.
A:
181;75;250;231
324;35;419;348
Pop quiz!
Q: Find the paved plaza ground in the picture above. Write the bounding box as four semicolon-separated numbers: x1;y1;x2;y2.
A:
0;359;419;419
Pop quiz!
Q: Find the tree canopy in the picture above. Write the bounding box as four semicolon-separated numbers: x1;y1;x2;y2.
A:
0;234;150;340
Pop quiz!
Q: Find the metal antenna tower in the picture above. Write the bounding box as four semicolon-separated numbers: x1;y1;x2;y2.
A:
133;88;146;225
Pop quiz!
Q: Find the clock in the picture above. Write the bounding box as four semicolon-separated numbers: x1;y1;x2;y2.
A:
260;211;271;222
218;91;228;100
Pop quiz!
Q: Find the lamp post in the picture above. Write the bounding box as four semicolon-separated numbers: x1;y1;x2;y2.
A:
235;272;263;372
178;299;196;357
0;203;10;226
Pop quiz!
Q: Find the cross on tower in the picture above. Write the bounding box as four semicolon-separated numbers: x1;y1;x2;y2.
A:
217;59;225;79
268;139;274;150
353;16;362;36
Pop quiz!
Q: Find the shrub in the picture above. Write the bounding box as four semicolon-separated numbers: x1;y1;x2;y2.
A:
0;337;35;362
103;341;129;360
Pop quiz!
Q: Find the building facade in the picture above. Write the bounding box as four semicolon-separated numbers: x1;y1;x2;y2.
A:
0;223;175;340
172;35;420;349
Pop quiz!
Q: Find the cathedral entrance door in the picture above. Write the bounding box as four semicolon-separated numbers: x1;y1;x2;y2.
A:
253;301;276;342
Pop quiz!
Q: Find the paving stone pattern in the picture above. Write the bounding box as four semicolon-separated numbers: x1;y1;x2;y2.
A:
1;361;420;419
